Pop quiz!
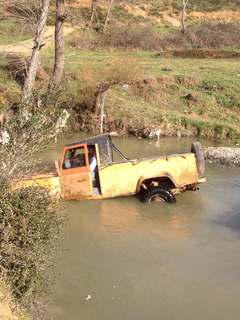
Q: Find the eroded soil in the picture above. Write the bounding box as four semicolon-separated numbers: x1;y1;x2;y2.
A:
155;49;240;59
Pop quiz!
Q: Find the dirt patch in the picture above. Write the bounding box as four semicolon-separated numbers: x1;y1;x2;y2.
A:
0;26;76;55
162;14;180;27
155;49;240;59
0;290;18;320
66;0;91;7
189;10;240;22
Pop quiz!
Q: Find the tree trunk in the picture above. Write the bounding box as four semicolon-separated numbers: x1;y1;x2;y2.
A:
94;89;102;115
94;86;109;115
102;0;114;33
100;92;106;133
89;0;100;30
181;0;189;34
52;0;66;83
22;0;50;101
89;0;96;25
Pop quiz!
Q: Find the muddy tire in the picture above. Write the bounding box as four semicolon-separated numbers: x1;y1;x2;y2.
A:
141;186;176;203
191;142;205;177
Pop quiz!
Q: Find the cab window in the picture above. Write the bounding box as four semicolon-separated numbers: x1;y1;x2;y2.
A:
62;147;86;170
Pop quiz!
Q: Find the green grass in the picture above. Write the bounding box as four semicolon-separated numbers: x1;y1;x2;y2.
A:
1;25;240;141
0;22;31;45
38;47;240;141
59;49;240;84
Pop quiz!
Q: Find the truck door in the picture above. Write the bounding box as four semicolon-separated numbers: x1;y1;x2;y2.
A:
59;143;92;200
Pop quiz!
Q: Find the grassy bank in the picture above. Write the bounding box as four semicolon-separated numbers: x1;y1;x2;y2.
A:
35;44;240;142
1;48;240;143
0;91;69;320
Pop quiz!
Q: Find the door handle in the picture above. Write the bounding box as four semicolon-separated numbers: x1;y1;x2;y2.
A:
77;179;88;182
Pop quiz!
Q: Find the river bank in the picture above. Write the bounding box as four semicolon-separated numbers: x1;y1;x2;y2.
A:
1;52;240;144
204;146;240;166
0;284;20;320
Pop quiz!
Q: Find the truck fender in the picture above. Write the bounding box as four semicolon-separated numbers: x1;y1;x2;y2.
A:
136;173;179;193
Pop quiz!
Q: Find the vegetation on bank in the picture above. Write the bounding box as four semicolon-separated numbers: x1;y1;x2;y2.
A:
0;184;65;319
1;49;239;143
0;89;68;320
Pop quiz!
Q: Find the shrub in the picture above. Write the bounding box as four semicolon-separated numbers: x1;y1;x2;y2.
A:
0;87;68;317
111;4;137;24
161;22;240;50
0;182;66;305
4;55;29;86
0;84;72;178
67;31;98;51
65;6;94;26
188;0;240;12
98;25;160;51
185;22;240;49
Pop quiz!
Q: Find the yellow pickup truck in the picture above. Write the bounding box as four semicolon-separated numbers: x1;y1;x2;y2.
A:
12;134;206;203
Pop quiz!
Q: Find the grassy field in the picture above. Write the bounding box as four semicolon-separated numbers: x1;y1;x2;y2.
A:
0;10;240;144
44;45;239;142
0;21;31;46
1;40;239;143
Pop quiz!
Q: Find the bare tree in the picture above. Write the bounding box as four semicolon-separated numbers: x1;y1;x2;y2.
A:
87;61;141;115
0;0;40;37
102;0;115;33
51;0;67;83
181;0;189;33
22;0;50;102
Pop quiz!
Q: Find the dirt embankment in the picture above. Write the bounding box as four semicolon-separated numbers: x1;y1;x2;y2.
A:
189;10;240;22
66;1;240;26
0;289;18;320
155;49;240;59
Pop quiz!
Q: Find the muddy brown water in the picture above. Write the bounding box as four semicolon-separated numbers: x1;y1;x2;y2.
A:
45;133;240;320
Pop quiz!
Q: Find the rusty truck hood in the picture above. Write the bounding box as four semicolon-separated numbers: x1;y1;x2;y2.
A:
22;170;59;180
11;170;61;197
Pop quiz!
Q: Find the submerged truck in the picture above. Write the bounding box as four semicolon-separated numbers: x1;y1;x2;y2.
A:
12;134;206;203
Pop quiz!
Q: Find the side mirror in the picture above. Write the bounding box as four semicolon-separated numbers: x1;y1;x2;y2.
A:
54;160;62;177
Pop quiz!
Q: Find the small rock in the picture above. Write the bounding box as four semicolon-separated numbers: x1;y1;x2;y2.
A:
109;132;119;137
162;67;172;72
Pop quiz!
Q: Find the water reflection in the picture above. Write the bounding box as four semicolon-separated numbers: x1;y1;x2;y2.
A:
98;197;194;240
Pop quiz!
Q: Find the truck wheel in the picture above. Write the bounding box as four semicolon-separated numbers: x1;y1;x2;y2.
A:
141;187;176;203
191;142;205;177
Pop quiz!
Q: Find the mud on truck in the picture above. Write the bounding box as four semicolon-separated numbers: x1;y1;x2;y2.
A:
12;134;206;203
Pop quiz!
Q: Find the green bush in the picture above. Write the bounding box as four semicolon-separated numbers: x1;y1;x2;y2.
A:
97;25;160;51
0;87;68;317
0;182;66;304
